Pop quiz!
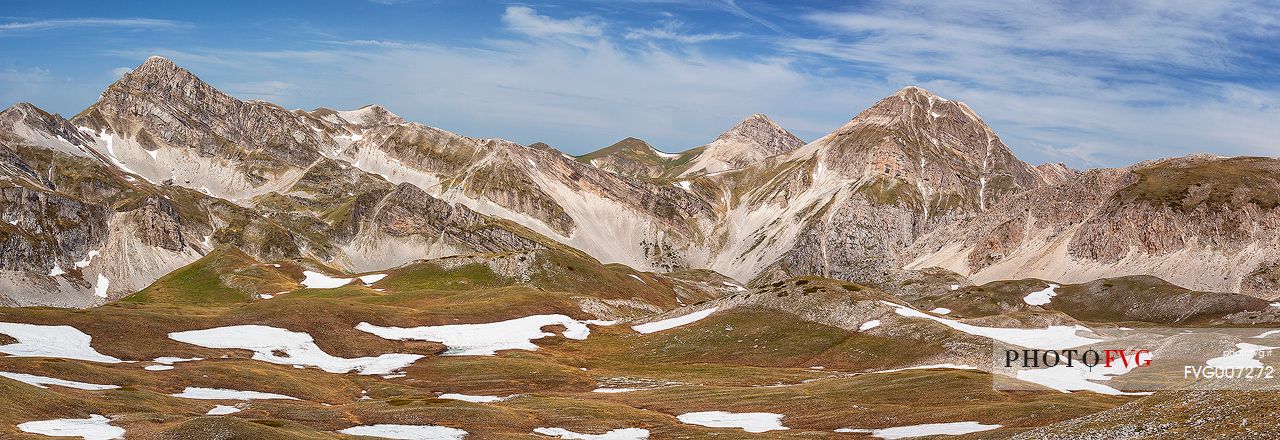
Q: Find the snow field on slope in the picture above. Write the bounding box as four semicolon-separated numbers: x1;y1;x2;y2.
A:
357;314;596;356
168;325;422;375
533;427;650;439
0;322;123;363
631;307;718;334
0;371;119;390
882;301;1101;349
836;421;1002;438
17;414;124;440
676;411;788;433
338;424;468;439
170;387;299;400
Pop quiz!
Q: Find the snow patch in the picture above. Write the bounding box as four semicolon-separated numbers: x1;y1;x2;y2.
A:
591;387;640;393
359;273;388;284
651;147;679;159
874;364;979;374
338;424;468;440
0;323;123;363
1022;283;1060;306
170;387;299;400
94;274;110;298
0;372;119;390
438;393;509;403
1208;343;1277;369
206;405;241;415
836;421;1001;439
929;308;951;315
74;250;100;268
632;307;718;334
143;365;173;371
859;320;881;331
48;264;65;277
18;415;124;440
883;301;1100;349
300;270;354;288
169;325;422;375
1015;363;1150;396
357;314;593;356
534;427;650;439
676;411;787;433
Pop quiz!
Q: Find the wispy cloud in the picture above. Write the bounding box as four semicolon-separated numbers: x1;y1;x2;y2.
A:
713;0;787;35
113;8;861;153
625;19;739;43
42;2;1280;167
0;17;187;33
782;0;1280;165
502;6;603;39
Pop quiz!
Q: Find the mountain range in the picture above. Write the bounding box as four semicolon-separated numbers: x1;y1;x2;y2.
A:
2;56;1279;439
2;56;1275;307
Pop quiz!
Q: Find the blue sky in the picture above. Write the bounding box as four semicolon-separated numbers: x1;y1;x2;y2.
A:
1;1;1277;167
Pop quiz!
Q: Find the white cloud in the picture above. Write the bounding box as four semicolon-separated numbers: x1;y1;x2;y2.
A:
782;0;1280;165
113;33;865;154
625;20;740;43
502;6;603;39
714;0;786;35
83;2;1280;167
0;18;186;32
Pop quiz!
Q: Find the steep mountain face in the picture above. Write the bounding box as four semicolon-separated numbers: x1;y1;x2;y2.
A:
702;86;1058;288
677;113;805;177
908;155;1280;296
0;104;214;306
72;56;327;200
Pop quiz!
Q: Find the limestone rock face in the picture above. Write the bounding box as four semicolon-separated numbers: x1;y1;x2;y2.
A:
908;156;1280;296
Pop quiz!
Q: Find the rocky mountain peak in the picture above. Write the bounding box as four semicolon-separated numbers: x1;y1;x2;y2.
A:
712;113;804;157
319;104;407;128
109;56;219;101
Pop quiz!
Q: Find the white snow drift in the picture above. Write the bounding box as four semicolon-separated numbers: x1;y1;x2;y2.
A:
0;322;123;363
883;301;1100;349
1022;283;1061;306
533;427;650;439
299;271;387;289
206;405;242;415
837;421;1002;439
17;414;124;440
338;424;468;439
300;270;355;288
438;393;509;403
168;325;422;375
0;370;119;391
357;314;593;356
0;372;119;390
676;411;788;433
1015;364;1149;396
631;307;718;334
170;387;299;400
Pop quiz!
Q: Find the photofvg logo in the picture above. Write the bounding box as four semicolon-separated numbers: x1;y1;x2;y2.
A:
1004;348;1151;369
992;328;1280;393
